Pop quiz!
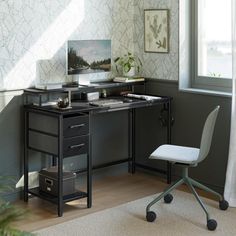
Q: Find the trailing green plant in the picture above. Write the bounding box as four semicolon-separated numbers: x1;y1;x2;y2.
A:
114;52;142;75
0;176;34;236
209;72;221;78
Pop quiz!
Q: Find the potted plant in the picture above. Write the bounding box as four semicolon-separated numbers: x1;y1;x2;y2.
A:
0;176;33;236
114;52;142;77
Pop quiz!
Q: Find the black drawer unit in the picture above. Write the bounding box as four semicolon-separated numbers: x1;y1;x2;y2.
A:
63;135;89;157
24;108;92;217
63;114;89;138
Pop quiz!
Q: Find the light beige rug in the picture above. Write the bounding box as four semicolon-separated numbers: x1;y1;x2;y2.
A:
36;190;236;236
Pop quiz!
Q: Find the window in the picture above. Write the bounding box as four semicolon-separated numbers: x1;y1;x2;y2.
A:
192;0;232;92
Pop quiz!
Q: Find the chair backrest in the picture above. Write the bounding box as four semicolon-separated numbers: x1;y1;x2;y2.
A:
197;106;220;163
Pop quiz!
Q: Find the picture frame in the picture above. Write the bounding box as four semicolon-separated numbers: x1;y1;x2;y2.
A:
144;9;169;53
67;40;111;75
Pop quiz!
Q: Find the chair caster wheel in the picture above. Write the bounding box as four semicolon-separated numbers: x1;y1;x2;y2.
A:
219;200;229;210
164;193;173;204
146;211;156;222
207;219;217;231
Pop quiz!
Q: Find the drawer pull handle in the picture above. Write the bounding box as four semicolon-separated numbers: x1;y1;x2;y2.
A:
45;178;53;186
69;143;85;149
70;124;85;129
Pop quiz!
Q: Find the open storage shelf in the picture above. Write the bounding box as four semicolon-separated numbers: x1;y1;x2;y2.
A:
28;187;87;204
24;107;92;216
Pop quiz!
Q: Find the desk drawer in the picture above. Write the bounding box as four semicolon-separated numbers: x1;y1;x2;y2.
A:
63;135;89;157
29;130;58;155
29;113;58;135
63;115;89;138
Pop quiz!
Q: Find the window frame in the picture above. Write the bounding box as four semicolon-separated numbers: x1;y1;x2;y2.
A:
190;0;232;93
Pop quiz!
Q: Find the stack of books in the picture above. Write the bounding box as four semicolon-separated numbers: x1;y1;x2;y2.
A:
33;101;58;107
35;83;63;90
125;93;161;101
113;76;145;83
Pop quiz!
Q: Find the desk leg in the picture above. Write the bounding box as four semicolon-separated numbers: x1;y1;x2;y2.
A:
87;134;92;208
167;101;172;184
128;109;136;174
128;110;131;173
52;155;57;166
167;162;172;184
24;111;28;202
58;116;63;217
132;109;136;173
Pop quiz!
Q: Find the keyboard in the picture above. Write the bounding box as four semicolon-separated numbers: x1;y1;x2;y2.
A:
89;99;123;107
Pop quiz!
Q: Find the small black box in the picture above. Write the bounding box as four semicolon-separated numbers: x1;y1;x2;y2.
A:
39;167;76;196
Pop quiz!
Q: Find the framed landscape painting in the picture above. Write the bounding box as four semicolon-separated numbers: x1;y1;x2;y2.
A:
67;40;111;75
144;9;169;53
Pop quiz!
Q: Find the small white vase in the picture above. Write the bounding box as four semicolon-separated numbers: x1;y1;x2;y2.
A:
124;67;135;77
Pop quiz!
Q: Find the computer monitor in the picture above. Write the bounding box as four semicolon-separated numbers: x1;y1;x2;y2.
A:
67;40;111;75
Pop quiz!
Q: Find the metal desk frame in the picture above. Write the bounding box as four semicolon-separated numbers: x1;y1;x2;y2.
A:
23;81;172;216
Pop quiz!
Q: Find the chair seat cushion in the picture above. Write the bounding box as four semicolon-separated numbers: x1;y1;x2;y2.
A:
149;144;200;164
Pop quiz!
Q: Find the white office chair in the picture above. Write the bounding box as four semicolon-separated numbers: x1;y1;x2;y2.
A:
146;106;228;231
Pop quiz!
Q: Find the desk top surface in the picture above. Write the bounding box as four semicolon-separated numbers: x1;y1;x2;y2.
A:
24;81;172;116
24;95;172;116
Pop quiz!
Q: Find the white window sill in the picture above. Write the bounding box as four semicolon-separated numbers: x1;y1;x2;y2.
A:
179;88;232;98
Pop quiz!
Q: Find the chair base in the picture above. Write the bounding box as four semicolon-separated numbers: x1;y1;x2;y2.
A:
146;166;228;230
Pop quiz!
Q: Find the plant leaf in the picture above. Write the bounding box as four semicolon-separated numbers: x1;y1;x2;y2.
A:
0;227;34;236
138;57;142;66
115;65;119;73
124;63;131;73
114;57;120;63
0;175;34;235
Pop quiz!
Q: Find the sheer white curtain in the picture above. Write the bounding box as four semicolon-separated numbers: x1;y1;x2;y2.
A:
224;0;236;206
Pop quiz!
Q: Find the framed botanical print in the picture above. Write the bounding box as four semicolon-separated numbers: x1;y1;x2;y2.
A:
144;9;169;53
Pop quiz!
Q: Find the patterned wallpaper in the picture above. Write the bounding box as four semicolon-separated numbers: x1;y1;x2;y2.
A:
0;0;178;90
0;0;135;90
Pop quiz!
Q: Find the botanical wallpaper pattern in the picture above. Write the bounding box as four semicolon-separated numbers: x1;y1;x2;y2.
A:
0;0;178;90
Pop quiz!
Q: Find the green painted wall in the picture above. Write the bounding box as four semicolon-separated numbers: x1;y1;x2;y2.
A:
0;80;231;201
135;80;231;193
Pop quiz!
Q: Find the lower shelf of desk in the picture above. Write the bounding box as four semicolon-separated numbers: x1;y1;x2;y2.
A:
28;187;87;204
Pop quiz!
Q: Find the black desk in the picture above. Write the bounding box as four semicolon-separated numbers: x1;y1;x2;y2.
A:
23;82;172;216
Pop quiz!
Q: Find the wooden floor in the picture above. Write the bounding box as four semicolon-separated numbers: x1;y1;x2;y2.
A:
14;171;216;233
